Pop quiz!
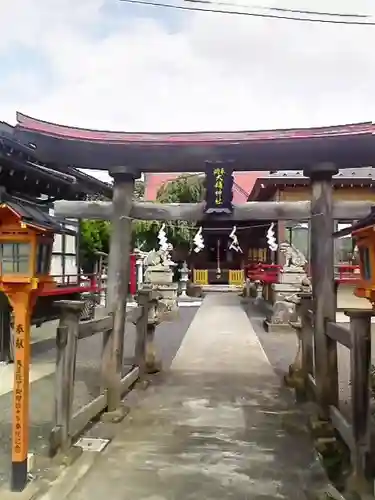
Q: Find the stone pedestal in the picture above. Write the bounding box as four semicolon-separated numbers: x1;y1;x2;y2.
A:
264;267;306;333
144;262;179;324
136;259;144;288
144;264;174;285
274;268;307;298
243;278;257;298
280;267;307;284
99;273;107;306
254;280;263;302
145;323;161;374
157;284;179;321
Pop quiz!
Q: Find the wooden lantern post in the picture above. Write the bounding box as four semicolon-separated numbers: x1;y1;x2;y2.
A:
5;283;37;491
0;205;55;491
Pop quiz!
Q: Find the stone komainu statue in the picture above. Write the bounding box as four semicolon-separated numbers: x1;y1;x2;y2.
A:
278;241;307;269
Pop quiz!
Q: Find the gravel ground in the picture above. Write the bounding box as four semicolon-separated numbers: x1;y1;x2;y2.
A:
0;306;198;487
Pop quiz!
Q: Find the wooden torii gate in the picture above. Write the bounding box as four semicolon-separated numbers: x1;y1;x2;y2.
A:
14;114;374;424
54;164;373;425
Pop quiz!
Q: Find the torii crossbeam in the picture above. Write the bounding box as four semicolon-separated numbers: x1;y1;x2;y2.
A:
54;200;373;221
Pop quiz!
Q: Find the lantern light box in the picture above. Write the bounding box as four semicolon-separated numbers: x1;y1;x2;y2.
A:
335;207;375;306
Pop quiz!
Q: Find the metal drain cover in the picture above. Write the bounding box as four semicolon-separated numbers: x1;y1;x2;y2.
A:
75;437;110;452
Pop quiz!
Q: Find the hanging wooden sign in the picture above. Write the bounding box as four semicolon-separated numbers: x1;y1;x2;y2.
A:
204;162;234;214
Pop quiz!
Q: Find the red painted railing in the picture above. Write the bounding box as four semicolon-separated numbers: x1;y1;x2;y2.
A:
245;263;361;285
39;254;138;297
334;264;361;284
245;263;281;284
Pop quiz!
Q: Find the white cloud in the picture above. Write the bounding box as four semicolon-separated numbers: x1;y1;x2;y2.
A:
0;0;373;137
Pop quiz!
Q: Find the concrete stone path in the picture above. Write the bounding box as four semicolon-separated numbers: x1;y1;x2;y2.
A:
63;293;317;500
0;307;198;487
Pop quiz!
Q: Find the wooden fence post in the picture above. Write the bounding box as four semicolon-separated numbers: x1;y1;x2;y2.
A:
133;287;162;375
145;323;160;374
286;292;313;400
300;294;314;392
50;300;84;455
346;309;373;495
134;289;151;375
305;163;339;417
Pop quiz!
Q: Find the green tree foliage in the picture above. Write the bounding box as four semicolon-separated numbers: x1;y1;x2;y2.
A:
132;175;205;251
80;219;110;272
134;179;145;199
79;179;144;269
156;174;204;203
131;219;195;251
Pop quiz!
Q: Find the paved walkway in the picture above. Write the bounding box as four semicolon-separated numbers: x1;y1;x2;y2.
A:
0;307;197;487
63;294;317;500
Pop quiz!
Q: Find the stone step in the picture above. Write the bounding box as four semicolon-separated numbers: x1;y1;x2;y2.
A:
202;284;242;293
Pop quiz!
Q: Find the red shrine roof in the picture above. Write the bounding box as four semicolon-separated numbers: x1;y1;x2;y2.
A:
16;112;373;144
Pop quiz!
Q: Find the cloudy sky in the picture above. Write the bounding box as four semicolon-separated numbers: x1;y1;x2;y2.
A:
0;0;374;181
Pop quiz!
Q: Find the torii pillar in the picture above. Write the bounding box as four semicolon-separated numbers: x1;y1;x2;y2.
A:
304;162;339;417
103;166;139;413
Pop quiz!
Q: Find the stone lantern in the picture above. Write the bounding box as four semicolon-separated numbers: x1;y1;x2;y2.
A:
179;261;189;297
143;245;178;318
0;199;71;491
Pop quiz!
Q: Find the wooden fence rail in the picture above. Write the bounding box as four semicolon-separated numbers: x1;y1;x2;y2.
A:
49;288;160;456
289;293;374;495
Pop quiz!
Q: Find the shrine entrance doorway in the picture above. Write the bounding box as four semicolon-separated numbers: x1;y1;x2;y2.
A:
189;225;248;286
